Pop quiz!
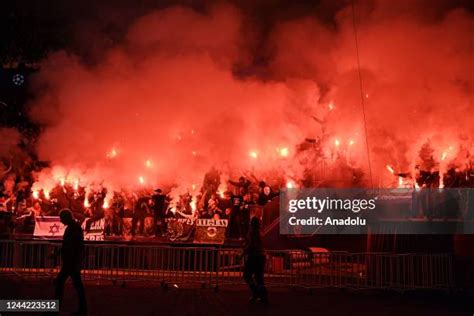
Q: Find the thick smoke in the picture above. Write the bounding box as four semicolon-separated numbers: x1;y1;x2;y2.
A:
0;128;28;194
267;1;473;185
28;1;473;193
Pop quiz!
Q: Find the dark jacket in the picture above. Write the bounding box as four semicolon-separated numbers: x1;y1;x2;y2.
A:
257;191;279;206
135;197;149;216
61;220;85;270
244;230;264;257
152;194;166;218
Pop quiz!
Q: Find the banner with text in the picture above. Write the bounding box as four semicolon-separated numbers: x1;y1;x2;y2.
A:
81;218;105;241
194;219;228;244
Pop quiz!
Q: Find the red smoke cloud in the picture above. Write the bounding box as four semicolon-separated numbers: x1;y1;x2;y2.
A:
268;1;473;185
28;1;473;193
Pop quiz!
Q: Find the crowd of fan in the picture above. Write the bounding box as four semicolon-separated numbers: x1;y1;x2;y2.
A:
0;169;280;240
4;164;472;239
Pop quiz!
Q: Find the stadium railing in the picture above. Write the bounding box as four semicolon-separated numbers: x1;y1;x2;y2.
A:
0;240;453;291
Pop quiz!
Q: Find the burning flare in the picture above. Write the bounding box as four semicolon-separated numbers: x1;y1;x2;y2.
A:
386;165;395;174
398;176;404;188
107;148;118;159
278;147;289;157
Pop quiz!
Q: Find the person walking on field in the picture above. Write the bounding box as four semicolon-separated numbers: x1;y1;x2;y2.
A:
55;209;88;315
243;217;268;304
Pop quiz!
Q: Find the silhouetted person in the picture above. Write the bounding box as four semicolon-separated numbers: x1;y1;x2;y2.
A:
243;217;268;303
240;193;253;238
132;197;149;236
55;209;87;314
152;189;167;236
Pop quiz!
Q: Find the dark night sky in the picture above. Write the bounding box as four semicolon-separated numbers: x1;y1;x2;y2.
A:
1;0;472;65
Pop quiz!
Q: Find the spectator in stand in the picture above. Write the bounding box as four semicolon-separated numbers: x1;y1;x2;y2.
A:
14;199;34;233
70;195;87;223
218;191;233;213
0;194;12;212
15;176;30;202
223;207;232;220
38;189;53;215
84;195;105;232
229;190;243;238
177;193;193;216
16;176;30;190
123;191;135;217
29;200;43;217
223;207;233;238
208;194;218;209
152;189;167;237
228;176;251;194
240;193;254;238
103;204;115;237
14;199;23;214
3;174;16;197
203;166;221;193
257;185;278;206
131;195;149;236
112;193;125;235
207;194;221;218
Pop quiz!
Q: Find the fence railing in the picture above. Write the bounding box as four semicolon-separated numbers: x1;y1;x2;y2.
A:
0;240;453;291
217;249;454;290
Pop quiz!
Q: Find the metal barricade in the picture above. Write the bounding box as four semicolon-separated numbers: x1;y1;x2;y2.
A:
81;245;220;288
263;250;365;289
261;251;453;291
0;240;454;291
0;240;15;275
216;248;244;287
367;253;454;290
0;240;62;279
